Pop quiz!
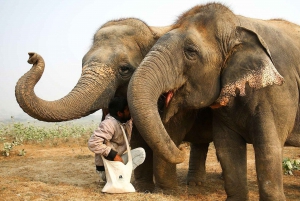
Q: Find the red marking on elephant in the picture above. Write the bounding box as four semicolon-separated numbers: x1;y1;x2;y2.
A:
209;102;223;109
165;91;174;108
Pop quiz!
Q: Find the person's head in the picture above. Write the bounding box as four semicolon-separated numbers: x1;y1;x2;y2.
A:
108;97;131;123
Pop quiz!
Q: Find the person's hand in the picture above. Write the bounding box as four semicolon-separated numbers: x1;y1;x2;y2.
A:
113;154;124;163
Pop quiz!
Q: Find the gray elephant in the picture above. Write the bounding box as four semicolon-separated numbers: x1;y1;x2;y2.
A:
15;18;213;192
128;3;300;200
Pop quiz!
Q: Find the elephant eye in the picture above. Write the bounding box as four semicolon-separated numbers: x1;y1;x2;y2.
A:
120;66;130;74
184;45;198;60
118;64;133;79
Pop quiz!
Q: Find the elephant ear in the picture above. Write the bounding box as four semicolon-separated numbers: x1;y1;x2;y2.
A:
149;26;173;39
216;26;284;106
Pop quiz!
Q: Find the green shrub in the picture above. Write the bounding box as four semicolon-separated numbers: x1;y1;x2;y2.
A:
0;117;97;156
282;158;300;175
0;117;96;142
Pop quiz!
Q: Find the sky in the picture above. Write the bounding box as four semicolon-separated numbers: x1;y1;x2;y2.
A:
0;0;299;120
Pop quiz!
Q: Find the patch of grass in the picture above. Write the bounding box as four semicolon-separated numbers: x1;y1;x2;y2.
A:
0;117;97;156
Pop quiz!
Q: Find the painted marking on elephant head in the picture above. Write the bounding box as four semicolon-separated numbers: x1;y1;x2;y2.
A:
216;59;284;106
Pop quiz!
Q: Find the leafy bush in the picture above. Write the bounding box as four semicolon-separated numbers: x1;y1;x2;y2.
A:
2;139;23;156
0;117;96;142
0;117;97;156
282;158;300;175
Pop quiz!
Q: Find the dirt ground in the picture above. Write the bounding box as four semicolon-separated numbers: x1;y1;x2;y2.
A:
0;139;299;201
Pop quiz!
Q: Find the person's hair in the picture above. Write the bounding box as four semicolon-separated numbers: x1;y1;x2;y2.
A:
108;97;128;118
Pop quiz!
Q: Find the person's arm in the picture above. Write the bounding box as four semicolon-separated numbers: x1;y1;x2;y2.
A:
124;118;133;142
88;120;121;161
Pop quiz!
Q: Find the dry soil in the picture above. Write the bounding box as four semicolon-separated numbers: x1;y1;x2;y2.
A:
0;140;299;201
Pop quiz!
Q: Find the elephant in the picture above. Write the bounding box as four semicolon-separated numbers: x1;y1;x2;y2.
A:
15;18;214;192
128;3;300;200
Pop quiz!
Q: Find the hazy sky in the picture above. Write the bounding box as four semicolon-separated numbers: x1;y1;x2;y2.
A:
1;0;299;119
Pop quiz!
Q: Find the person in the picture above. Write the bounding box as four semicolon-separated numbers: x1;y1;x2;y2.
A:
88;97;145;182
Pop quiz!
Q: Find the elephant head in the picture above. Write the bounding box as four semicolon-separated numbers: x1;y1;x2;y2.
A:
15;18;172;122
127;3;284;163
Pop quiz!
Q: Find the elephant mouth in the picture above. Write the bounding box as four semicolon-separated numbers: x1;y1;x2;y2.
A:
164;90;174;108
158;83;188;123
157;89;176;123
158;90;175;116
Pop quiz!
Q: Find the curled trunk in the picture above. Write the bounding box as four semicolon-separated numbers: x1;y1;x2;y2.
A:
15;52;116;122
128;51;185;164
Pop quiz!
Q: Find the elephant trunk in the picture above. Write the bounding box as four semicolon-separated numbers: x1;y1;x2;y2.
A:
15;52;116;122
128;48;185;164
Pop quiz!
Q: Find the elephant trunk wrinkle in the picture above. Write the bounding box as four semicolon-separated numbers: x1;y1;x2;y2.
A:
128;53;185;164
15;52;117;122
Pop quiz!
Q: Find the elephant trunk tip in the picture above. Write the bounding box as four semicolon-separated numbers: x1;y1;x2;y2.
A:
27;52;39;64
156;148;186;164
171;151;186;164
28;52;35;56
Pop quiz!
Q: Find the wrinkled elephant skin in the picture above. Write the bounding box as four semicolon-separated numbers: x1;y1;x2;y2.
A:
15;18;213;192
128;3;300;200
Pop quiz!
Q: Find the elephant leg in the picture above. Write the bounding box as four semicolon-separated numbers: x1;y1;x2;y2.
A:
187;142;209;186
213;119;249;201
254;144;285;201
153;155;178;194
130;126;155;192
251;117;286;200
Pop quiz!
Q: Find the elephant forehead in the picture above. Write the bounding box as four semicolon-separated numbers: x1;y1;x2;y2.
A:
95;25;136;41
86;44;133;64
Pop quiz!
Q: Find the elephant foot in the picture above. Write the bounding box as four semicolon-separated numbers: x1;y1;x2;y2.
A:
187;174;206;186
153;186;180;195
133;180;155;193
